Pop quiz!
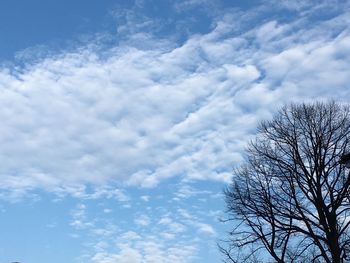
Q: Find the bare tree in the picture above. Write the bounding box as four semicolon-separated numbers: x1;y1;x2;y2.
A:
221;101;350;263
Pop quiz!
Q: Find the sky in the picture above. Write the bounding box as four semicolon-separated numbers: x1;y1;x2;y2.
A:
0;0;349;262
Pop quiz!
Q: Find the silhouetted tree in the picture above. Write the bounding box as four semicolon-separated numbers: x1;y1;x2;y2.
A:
221;101;350;263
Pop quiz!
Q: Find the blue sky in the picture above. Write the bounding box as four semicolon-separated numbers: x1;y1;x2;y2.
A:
0;0;349;262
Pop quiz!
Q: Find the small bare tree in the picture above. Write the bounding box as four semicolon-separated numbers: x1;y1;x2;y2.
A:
221;101;350;263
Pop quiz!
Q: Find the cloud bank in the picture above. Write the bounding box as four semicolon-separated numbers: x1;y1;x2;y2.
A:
0;0;349;195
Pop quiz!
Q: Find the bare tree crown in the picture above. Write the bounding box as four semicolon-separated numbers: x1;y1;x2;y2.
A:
222;101;350;263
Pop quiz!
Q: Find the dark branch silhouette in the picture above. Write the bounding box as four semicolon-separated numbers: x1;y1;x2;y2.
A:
221;101;350;263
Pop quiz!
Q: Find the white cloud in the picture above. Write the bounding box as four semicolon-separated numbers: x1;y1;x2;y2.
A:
120;231;142;241
0;1;348;198
92;245;142;263
70;203;94;230
140;195;150;202
176;208;217;237
92;241;197;263
173;0;220;14
83;211;197;263
134;214;151;227
158;215;187;234
196;223;216;236
174;184;212;199
73;202;212;263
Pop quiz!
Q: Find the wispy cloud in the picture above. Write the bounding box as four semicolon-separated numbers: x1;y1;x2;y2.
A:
65;180;221;262
71;201;200;263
